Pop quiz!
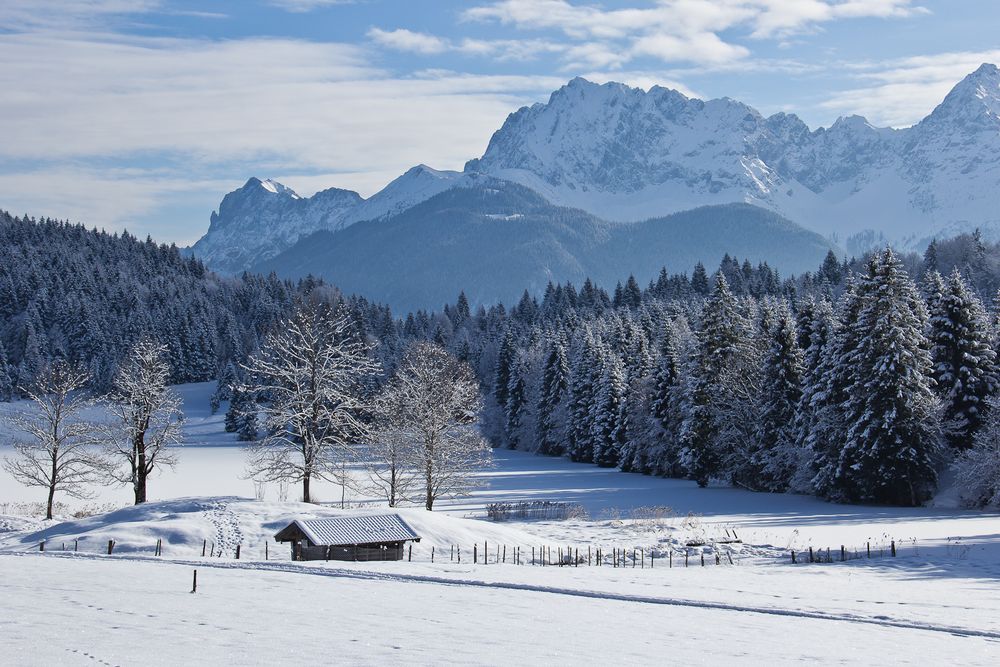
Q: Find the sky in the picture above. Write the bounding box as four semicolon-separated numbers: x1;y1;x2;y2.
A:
2;0;1000;245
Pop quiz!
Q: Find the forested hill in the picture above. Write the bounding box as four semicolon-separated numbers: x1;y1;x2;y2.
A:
0;211;305;393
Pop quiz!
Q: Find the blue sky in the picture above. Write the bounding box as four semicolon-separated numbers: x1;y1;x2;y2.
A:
2;0;999;244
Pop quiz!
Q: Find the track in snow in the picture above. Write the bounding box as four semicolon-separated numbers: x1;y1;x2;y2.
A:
16;551;1000;642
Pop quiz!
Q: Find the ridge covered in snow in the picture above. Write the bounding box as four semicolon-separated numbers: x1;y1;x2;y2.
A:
469;64;1000;250
191;64;1000;273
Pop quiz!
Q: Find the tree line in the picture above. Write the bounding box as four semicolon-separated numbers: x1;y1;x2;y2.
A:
3;209;1000;509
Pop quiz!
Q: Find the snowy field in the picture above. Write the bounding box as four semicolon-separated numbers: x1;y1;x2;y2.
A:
2;382;999;663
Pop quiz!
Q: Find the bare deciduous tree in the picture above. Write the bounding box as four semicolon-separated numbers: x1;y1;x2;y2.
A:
105;336;184;504
1;361;105;519
382;341;491;510
243;302;378;504
367;390;422;507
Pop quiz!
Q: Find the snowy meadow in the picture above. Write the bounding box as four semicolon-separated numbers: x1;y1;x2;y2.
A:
2;381;999;664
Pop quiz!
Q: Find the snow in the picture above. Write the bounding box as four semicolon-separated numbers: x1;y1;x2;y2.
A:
2;381;999;662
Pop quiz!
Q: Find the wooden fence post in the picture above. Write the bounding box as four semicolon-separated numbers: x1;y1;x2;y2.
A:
474;544;477;564
669;550;672;568
840;545;845;562
191;569;197;594
715;552;720;565
107;540;114;555
685;551;689;567
432;546;435;563
891;540;896;557
74;538;78;553
236;544;241;560
791;550;796;564
808;546;814;563
265;541;269;561
867;542;870;558
202;540;206;557
39;541;44;552
408;544;412;562
700;553;704;567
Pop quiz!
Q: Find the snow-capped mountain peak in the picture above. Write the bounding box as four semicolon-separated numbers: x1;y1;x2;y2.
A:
192;64;1000;272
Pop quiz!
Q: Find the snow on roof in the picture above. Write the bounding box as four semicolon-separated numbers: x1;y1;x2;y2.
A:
281;514;421;546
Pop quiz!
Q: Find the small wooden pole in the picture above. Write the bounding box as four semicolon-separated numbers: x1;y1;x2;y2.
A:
451;544;454;561
107;540;114;555
715;552;720;565
575;548;578;566
202;540;206;557
633;549;637;568
532;546;535;564
685;551;689;567
191;569;198;593
265;541;269;561
408;544;412;562
669;550;672;568
727;551;733;565
474;544;477;564
236;544;241;560
891;540;896;557
39;541;44;552
641;549;644;569
588;546;591;566
432;546;435;563
61;542;65;551
791;550;796;564
650;550;654;568
808;546;814;563
840;545;846;562
867;542;871;558
502;545;506;563
74;538;78;553
701;553;705;567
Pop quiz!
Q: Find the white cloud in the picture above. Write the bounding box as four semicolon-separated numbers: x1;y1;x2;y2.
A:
0;31;563;240
267;0;354;12
368;28;449;54
0;0;162;30
368;27;564;62
462;0;927;68
818;49;1000;127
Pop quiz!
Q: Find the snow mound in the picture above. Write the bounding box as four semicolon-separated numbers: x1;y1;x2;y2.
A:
0;497;540;557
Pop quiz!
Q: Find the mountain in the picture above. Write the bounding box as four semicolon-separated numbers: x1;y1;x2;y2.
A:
191;166;463;274
194;64;1000;278
468;65;1000;251
252;179;836;313
190;177;362;274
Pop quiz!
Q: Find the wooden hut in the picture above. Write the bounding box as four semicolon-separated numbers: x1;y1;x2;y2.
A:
274;514;421;561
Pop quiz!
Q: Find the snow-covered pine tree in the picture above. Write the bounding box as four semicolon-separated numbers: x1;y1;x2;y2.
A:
0;341;13;401
790;298;836;492
567;329;601;463
493;330;516;419
928;269;998;449
750;303;803;492
647;322;684;476
954;397;1000;507
536;337;570;456
834;249;940;506
505;355;527;450
680;273;748;486
590;351;627;468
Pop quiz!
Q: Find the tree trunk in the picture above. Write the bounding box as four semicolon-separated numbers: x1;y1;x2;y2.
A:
47;448;57;519
134;435;147;504
302;472;311;504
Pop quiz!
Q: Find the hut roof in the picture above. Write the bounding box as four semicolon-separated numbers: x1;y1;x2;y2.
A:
275;514;421;546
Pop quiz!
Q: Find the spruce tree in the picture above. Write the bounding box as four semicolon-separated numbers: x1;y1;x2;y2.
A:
834;249;940;506
536;339;570;456
505;357;527;450
751;304;803;491
567;330;601;463
590;352;627;468
680;273;748;486
928;269;998;448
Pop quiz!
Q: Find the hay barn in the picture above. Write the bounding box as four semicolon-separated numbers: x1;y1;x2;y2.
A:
274;514;421;561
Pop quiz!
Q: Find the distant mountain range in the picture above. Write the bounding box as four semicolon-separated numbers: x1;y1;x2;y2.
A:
190;64;1000;310
251;179;833;312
